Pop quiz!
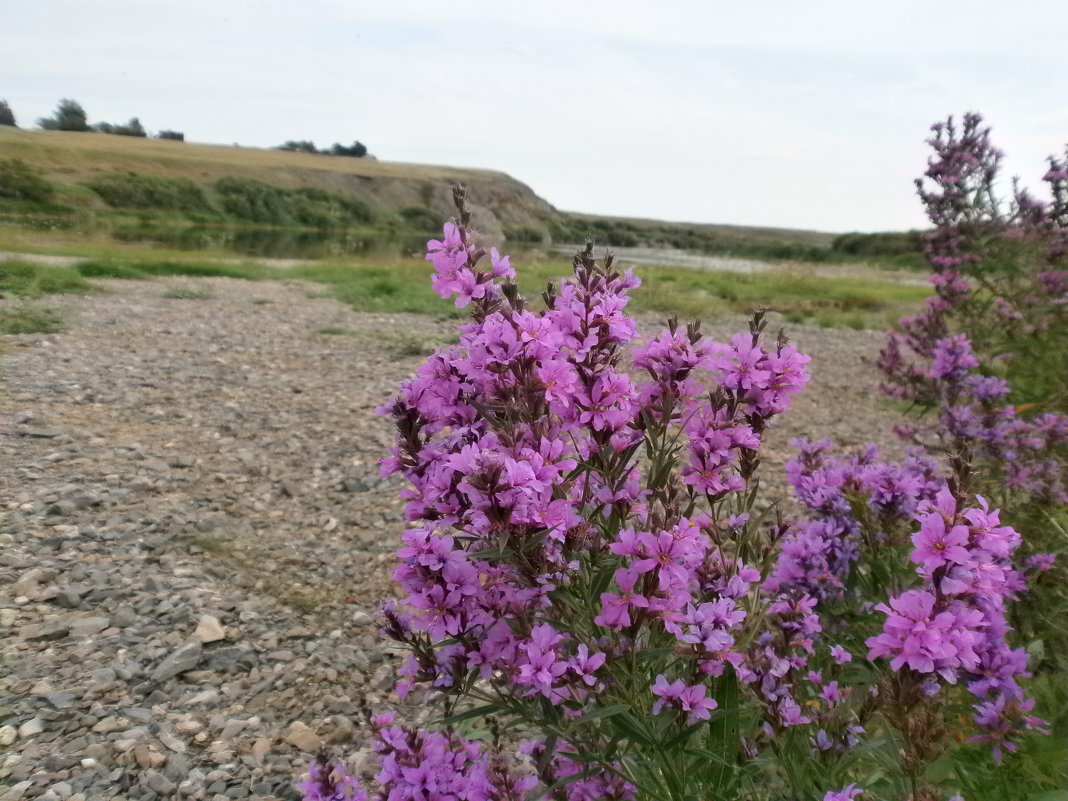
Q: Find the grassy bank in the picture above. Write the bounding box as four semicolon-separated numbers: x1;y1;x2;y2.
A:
0;254;929;334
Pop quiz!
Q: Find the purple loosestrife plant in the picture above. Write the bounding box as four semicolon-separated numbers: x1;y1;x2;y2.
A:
877;113;1068;695
364;186;830;801
306;177;1058;801
878;113;1068;504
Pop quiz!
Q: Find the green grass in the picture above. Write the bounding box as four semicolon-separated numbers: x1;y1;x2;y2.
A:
0;304;64;334
0;254;930;329
162;285;215;299
0;260;93;297
74;258;269;280
627;264;928;328
313;325;353;335
381;331;461;357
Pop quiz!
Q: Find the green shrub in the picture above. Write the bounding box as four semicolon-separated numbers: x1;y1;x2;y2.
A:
93;117;147;137
397;206;442;232
504;225;547;243
85;172;214;215
214;178;376;227
276;140;319;153
0;159;55;204
0;261;91;296
0;305;64;334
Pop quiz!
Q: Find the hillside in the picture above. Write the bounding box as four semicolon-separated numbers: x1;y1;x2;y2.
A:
0;128;557;240
1;128;870;249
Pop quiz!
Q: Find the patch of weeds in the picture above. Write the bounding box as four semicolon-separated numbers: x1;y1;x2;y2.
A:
0;260;92;297
269;584;334;613
76;259;267;280
179;533;234;555
314;326;353;336
0;305;64;334
162;286;215;300
75;260;149;279
385;331;456;357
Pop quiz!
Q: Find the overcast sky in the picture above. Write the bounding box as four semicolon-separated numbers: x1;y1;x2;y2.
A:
4;1;1067;232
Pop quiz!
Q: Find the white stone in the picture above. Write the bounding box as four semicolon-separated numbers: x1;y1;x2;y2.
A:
193;614;227;643
17;717;43;739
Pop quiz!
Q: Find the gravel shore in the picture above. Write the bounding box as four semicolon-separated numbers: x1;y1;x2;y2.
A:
1;276;904;801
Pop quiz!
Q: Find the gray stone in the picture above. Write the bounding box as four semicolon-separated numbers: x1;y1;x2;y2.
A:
19;618;70;641
43;691;80;710
205;646;257;674
18;717;44;738
152;641;203;681
144;769;177;796
13;568;46;599
68;616;109;638
53;589;82;609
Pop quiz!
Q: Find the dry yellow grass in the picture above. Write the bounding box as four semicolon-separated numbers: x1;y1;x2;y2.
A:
0;126;505;187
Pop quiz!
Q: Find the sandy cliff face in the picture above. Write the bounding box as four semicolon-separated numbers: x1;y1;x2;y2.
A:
291;168;556;240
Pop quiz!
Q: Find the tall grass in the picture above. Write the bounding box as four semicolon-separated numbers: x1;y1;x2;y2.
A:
0;260;93;296
0;256;930;330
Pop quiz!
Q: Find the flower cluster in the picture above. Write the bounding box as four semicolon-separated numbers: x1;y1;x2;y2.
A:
878;113;1068;503
866;488;1047;760
355;713;535;801
304;155;1059;800
365;188;817;801
299;756;364;801
378;186;813;726
880;330;1068;503
769;439;943;600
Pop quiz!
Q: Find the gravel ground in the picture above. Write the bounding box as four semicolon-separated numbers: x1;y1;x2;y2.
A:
0;276;904;801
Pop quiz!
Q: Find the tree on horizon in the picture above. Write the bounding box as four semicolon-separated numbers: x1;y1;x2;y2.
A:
37;99;90;132
0;100;16;127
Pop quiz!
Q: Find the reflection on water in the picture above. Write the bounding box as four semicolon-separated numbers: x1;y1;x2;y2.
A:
109;222;432;260
0;213;434;260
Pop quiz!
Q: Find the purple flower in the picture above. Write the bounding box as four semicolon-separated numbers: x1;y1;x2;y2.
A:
300;759;365;801
823;784;863;801
910;514;971;572
829;645;852;665
866;589;983;681
651;675;718;722
595;568;649;630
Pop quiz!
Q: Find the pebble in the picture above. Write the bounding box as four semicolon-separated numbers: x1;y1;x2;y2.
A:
193;614;227;643
152;641;203;681
18;718;44;738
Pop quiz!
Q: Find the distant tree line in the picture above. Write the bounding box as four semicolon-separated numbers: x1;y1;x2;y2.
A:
275;139;370;158
2;98;369;156
19;98;183;141
0;97;184;141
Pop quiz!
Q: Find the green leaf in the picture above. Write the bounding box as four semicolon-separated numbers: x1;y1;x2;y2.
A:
609;712;657;746
573;704;632;724
705;671;741;791
437;703;504;725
